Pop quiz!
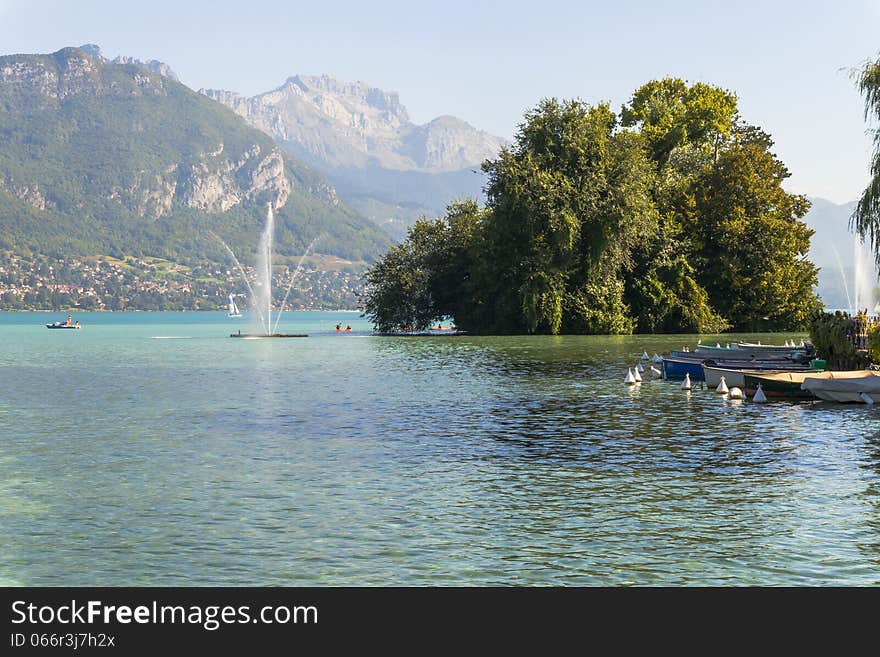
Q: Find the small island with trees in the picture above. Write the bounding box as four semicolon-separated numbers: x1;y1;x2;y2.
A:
363;78;825;336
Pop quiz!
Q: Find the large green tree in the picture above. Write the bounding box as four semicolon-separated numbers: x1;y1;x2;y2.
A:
363;200;482;332
687;126;821;329
363;79;822;335
472;100;658;334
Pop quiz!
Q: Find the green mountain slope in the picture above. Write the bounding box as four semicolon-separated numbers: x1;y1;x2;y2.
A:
0;46;391;264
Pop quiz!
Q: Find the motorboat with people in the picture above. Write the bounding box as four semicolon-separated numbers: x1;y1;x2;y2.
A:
46;314;80;329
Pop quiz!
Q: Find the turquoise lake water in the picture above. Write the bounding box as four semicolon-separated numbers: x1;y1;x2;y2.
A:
1;311;878;585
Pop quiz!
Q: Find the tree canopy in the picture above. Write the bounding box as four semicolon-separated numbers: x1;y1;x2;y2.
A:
363;78;822;334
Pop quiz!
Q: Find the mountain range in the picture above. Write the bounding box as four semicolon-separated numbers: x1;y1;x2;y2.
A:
201;76;506;238
0;45;390;266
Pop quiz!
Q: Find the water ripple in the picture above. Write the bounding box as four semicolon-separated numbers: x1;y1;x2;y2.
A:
1;321;878;585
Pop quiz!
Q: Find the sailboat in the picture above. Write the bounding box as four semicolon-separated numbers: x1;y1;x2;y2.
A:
227;294;242;318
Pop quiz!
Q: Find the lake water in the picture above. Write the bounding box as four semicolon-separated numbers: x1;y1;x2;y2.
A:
1;311;878;585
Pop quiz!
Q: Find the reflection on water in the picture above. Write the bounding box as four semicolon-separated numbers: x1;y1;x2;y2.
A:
0;313;878;585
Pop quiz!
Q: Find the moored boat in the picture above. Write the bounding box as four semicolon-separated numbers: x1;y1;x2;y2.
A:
742;371;819;399
703;361;824;388
702;360;825;388
800;371;880;403
668;349;805;363
660;356;706;381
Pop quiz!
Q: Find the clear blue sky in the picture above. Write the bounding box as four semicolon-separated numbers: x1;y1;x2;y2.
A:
1;0;877;203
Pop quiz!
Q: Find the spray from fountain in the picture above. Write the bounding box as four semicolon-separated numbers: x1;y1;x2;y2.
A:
251;205;276;335
212;204;317;336
272;235;322;335
210;230;268;333
830;243;855;312
853;234;878;314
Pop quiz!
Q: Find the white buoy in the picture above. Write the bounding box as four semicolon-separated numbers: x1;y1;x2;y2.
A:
636;361;645;374
716;376;729;394
715;343;721;348
624;368;637;385
649;366;662;379
633;366;642;382
799;339;805;348
681;373;692;390
652;353;663;363
725;343;730;349
729;387;744;400
753;383;767;403
641;351;649;360
861;392;875;405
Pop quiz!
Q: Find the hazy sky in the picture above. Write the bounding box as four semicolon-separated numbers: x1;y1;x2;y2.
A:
1;0;877;203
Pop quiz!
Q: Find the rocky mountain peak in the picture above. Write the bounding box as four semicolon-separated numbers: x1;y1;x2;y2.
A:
79;43;103;58
285;74;410;123
76;43;180;81
201;74;505;173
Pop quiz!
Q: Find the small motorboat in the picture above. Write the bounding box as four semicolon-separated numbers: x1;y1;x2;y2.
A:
47;315;80;329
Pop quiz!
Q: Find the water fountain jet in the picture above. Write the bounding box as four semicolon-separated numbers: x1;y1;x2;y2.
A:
214;205;315;338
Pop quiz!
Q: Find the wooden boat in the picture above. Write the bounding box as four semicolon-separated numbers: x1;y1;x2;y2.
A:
741;371;820;399
800;371;880;403
660;356;707;381
664;353;821;383
668;349;803;363
703;363;823;388
737;341;808;350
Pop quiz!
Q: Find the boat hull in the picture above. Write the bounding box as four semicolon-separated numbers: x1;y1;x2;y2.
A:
703;366;747;388
801;371;880;404
742;373;815;399
661;357;705;381
703;364;822;388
